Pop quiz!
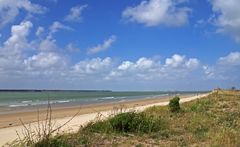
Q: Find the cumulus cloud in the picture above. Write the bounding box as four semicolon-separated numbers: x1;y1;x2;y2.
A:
106;55;201;81
203;52;240;81
165;54;200;69
24;52;66;70
87;35;116;54
210;0;240;42
73;57;112;75
0;0;46;27
165;54;185;67
108;57;158;80
218;52;240;66
4;21;33;47
64;5;88;22
118;57;156;71
122;0;190;27
0;21;33;69
38;38;58;52
185;58;200;69
0;20;67;75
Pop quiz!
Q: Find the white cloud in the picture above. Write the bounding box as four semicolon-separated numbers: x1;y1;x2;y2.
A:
48;21;73;39
73;57;112;75
4;21;32;47
185;58;200;69
0;20;69;75
106;55;201;81
87;35;116;54
0;21;33;69
34;22;72;52
218;52;240;66
118;61;134;71
122;0;190;27
117;57;156;72
64;5;88;22
210;0;240;42
164;54;200;69
24;52;66;70
136;57;155;69
0;20;70;85
0;0;46;27
36;26;44;36
165;54;185;67
38;38;58;52
203;52;240;81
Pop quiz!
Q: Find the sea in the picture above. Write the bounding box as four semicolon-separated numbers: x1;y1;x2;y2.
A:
0;90;208;111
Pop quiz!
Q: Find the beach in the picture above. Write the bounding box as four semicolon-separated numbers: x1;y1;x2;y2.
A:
0;93;209;146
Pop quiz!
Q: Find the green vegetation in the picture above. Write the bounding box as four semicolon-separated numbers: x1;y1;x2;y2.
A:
169;96;181;112
11;90;240;146
84;112;168;134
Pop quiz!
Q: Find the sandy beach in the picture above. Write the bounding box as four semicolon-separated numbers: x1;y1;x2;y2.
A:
0;93;209;146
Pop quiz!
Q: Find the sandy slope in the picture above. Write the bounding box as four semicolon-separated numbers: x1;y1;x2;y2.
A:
0;93;209;146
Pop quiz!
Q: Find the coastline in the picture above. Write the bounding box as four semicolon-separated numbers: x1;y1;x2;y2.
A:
0;93;209;146
0;94;195;129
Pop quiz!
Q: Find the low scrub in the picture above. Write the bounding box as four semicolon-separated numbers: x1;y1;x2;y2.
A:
190;99;212;113
84;112;168;134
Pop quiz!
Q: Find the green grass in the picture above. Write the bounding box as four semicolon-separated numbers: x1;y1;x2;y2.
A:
11;90;240;146
84;112;168;135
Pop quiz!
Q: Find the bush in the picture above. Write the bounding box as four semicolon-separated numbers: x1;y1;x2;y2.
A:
85;112;168;134
169;96;181;112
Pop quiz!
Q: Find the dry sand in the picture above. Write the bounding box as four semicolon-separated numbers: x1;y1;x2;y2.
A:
0;93;209;146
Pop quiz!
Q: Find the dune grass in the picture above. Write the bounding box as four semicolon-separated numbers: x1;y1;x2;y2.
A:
11;90;240;146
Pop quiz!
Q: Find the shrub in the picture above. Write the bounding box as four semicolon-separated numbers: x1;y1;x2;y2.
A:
85;112;168;134
169;96;181;112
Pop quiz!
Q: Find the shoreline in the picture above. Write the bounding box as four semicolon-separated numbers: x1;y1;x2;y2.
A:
0;93;209;146
0;94;193;129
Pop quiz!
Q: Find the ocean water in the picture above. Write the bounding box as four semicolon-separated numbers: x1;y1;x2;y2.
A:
0;91;204;109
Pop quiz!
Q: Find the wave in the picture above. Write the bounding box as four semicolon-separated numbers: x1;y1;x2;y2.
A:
21;100;33;103
9;104;29;107
9;99;72;108
98;97;115;100
118;97;127;99
56;100;71;103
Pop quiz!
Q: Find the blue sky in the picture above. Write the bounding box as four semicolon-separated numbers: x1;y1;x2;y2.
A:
0;0;240;90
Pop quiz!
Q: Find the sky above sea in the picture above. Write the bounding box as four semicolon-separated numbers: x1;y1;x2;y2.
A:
0;0;239;90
